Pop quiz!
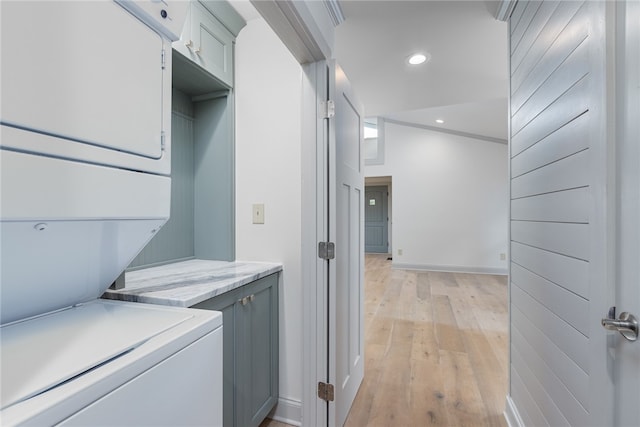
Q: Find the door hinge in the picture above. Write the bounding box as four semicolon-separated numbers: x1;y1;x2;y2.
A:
161;49;166;69
319;100;335;119
318;242;335;260
161;131;166;151
318;382;335;402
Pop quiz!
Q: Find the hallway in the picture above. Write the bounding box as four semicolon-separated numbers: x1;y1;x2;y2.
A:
344;254;508;426
263;254;509;426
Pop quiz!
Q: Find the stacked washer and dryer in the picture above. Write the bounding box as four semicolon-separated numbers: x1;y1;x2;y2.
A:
0;1;223;425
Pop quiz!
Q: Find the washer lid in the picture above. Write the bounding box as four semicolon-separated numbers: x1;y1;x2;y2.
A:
0;301;194;410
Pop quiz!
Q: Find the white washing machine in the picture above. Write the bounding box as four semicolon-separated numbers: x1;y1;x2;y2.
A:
0;2;223;425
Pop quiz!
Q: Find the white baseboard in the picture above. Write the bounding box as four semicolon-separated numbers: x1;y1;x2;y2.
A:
504;396;525;427
269;397;302;426
392;262;508;276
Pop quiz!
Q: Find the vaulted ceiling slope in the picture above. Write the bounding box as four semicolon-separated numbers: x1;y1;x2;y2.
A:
334;0;509;140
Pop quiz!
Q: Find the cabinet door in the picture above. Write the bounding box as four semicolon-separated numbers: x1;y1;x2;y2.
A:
192;288;241;427
237;274;279;427
192;274;279;427
190;1;234;87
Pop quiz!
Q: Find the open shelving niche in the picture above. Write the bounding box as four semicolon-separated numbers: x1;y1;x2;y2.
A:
129;49;235;270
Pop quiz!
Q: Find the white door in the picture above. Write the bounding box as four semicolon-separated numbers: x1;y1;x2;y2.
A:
614;1;640;424
328;62;365;427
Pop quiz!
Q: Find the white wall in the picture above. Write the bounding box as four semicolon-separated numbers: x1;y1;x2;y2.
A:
366;121;508;274
235;18;303;421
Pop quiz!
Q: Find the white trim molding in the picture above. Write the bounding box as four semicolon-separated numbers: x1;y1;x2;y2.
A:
323;0;344;27
269;397;303;426
392;262;508;276
495;0;518;22
504;396;525;427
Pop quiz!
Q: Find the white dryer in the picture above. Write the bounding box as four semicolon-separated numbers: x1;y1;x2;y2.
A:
0;2;223;425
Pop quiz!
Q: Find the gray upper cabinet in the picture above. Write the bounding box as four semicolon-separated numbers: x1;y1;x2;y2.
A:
175;1;234;88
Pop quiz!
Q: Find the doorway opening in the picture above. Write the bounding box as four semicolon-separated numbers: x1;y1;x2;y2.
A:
364;176;392;256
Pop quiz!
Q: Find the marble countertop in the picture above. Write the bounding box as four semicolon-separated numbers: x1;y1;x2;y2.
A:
102;259;282;307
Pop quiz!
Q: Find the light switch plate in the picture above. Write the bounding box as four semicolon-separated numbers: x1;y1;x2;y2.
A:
253;204;264;224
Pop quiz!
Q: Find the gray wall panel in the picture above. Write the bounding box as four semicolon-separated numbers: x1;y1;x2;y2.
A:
511;221;589;261
511;366;547;427
512;39;589;135
511;284;589;372
509;1;528;37
511;77;589;157
512;305;589;408
510;1;559;74
511;241;588;299
511;330;587;426
511;149;588;199
511;188;589;223
194;95;235;261
511;112;588;178
511;263;588;335
511;1;586;96
130;99;195;268
511;1;543;56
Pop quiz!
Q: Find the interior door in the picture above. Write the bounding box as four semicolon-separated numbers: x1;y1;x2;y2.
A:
328;62;365;427
364;186;389;253
614;1;640;424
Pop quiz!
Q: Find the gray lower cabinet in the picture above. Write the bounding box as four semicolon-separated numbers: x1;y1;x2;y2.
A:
192;273;279;427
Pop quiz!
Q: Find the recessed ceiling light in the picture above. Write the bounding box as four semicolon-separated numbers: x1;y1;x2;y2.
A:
408;53;430;65
436;119;444;124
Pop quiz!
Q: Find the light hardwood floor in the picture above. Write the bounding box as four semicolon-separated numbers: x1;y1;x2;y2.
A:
262;254;508;427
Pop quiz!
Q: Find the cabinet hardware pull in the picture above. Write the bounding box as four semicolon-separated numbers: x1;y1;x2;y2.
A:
185;40;193;49
194;47;202;55
249;294;255;302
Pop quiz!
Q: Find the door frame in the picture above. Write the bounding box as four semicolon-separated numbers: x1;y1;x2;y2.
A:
613;0;640;424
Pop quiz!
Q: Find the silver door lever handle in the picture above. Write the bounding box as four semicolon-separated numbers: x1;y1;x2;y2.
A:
601;311;638;342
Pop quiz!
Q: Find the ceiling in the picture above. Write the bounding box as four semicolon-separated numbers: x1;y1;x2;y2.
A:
334;1;508;140
231;0;509;140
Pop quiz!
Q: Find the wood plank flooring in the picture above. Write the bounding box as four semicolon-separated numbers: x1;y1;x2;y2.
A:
262;254;509;427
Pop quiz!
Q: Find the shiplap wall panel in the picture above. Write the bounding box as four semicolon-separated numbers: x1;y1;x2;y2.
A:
511;77;589;157
511;1;586;101
511;188;589;223
511;221;589;260
511;329;588;427
511;367;546;427
130;90;195;268
509;1;527;37
512;305;589;408
508;2;599;418
511;113;588;178
511;242;588;300
511;149;588;198
511;1;543;56
511;263;588;335
512;284;589;372
510;1;559;79
511;348;570;427
511;40;589;135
